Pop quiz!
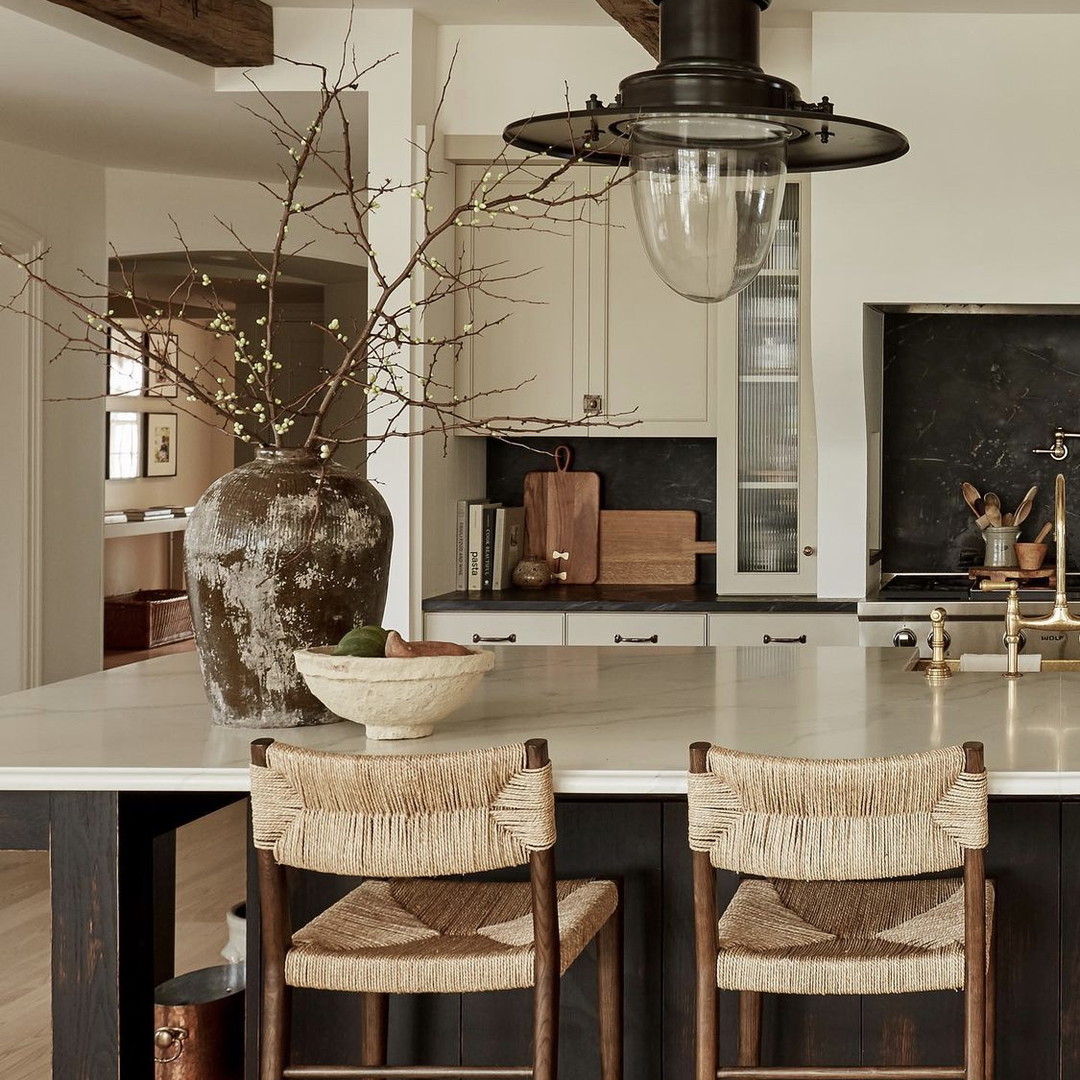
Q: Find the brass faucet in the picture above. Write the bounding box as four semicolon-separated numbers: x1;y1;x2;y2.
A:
980;472;1080;677
923;607;952;684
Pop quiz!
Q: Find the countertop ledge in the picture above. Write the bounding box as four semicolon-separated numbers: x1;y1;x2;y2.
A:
0;766;1072;796
423;587;858;613
0;646;1077;795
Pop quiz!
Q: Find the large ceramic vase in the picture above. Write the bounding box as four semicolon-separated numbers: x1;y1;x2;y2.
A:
184;447;393;727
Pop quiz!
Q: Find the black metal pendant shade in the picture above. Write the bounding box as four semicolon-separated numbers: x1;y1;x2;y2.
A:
503;0;909;171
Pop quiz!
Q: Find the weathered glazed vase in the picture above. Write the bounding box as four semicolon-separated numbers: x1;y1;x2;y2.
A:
184;447;393;727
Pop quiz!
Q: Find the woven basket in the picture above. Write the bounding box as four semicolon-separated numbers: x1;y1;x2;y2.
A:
104;589;193;650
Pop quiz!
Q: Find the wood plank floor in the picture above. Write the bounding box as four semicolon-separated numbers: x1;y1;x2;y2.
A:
0;798;247;1078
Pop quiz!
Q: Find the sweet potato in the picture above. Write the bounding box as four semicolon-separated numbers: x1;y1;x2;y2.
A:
384;630;472;658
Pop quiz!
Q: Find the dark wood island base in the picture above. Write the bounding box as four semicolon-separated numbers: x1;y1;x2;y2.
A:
252;798;1073;1080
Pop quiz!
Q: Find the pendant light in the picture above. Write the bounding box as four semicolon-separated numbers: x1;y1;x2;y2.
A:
503;0;908;303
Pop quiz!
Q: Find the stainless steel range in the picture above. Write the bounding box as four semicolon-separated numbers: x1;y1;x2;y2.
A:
858;573;1080;658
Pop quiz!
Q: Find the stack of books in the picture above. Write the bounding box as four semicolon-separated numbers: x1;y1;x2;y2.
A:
455;499;525;592
111;507;181;522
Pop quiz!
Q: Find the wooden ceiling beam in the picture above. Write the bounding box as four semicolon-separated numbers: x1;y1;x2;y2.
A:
593;0;660;60
44;0;274;67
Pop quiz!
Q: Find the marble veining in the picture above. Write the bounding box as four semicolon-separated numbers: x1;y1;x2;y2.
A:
1;647;1079;794
882;312;1080;573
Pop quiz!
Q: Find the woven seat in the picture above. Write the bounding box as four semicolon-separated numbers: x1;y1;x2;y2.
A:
287;877;618;994
250;737;622;1080
716;877;995;996
687;741;994;1080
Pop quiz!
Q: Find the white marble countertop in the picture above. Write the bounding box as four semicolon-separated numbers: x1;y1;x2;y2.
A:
1;645;1078;795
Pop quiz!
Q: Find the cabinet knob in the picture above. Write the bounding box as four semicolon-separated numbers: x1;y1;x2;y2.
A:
582;394;603;416
802;545;816;557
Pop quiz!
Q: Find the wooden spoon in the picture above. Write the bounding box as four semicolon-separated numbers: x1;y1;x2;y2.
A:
984;493;1002;527
1034;521;1053;544
961;482;982;515
1002;512;1014;526
1014;497;1036;527
1013;485;1038;523
971;496;990;530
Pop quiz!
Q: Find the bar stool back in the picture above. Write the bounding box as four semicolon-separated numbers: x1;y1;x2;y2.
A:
250;737;621;1080
687;740;992;1080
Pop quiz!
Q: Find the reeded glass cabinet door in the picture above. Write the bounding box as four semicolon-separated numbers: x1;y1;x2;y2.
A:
716;181;816;594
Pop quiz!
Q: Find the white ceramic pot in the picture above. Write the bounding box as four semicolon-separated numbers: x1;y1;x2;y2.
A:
293;645;495;739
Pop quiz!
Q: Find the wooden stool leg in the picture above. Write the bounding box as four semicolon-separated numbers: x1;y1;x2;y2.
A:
362;993;389;1068
737;991;762;1067
260;976;291;1080
964;966;986;1080
533;969;560;1080
985;943;996;1080
597;908;623;1080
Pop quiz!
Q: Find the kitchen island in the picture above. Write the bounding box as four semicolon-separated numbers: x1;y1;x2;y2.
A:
1;645;1077;1080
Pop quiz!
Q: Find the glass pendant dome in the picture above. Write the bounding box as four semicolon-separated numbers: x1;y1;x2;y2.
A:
626;116;789;304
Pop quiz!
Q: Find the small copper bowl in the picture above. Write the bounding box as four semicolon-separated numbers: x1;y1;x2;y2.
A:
1015;542;1048;570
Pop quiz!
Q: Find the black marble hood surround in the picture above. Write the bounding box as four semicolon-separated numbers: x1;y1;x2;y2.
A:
882;311;1080;573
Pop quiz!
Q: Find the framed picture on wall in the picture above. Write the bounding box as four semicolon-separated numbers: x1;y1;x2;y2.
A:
144;412;178;477
106;329;146;396
105;411;143;479
146;331;179;397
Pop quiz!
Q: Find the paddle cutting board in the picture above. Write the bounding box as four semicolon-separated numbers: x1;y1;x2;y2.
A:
523;446;600;584
597;510;717;585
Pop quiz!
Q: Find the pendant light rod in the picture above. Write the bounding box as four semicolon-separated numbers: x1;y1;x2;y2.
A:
656;0;765;71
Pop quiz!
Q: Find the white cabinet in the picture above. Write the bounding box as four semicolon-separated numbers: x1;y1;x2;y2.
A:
424;611;565;647
454;164;716;437
566;612;707;646
454;165;588;429
715;180;818;594
707;613;858;647
593;181;717;436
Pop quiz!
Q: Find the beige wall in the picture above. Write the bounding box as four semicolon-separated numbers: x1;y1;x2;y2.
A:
103;321;234;596
0;135;105;684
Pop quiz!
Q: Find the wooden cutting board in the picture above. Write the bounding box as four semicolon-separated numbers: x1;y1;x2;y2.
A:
523;446;601;584
597;510;717;585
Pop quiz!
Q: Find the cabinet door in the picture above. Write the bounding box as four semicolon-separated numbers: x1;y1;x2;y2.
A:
592;173;717;437
424;611;565;646
455;164;589;433
565;613;707;646
706;613;857;646
715;180;817;594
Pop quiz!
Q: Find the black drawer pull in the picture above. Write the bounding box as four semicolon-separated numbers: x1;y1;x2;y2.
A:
613;634;659;644
472;633;517;644
762;634;807;644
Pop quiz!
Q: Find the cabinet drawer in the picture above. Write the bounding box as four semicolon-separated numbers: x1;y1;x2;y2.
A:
707;613;858;646
565;613;707;647
424;612;565;646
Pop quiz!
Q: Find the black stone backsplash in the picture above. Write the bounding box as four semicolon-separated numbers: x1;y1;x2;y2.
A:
882;312;1080;572
485;437;717;586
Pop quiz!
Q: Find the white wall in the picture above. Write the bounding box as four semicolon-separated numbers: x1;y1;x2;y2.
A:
811;13;1080;597
0;135;105;683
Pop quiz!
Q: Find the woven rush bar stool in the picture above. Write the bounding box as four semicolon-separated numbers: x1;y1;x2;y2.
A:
250;737;622;1080
687;740;994;1080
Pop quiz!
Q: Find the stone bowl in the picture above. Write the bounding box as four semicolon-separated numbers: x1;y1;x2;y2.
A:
293;645;495;739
